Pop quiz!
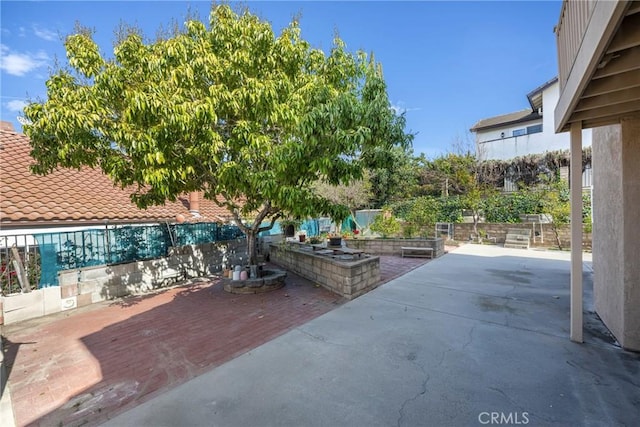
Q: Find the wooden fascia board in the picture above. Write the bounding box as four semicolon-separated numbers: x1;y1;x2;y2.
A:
605;11;640;54
570;99;640;122
574;86;640;111
582;69;640;97
555;0;630;133
593;45;640;79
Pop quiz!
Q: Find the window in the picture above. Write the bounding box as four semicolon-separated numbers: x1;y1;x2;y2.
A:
512;129;526;137
527;124;543;134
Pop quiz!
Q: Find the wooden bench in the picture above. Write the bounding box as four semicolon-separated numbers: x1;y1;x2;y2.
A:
401;246;434;258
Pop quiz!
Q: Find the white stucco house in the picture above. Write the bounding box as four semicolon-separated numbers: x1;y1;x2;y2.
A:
470;77;593;161
471;77;595;191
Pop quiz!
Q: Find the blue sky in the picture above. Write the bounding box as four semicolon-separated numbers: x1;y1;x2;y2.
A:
1;1;562;157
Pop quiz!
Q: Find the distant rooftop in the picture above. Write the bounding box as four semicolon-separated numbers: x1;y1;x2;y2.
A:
470;109;541;132
470;77;557;132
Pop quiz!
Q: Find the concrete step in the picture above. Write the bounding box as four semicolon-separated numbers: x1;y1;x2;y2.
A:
505;233;530;249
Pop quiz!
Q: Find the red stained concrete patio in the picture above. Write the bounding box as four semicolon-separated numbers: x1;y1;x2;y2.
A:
2;254;437;426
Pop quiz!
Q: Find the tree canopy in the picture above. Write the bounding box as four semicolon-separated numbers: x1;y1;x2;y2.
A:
24;5;412;264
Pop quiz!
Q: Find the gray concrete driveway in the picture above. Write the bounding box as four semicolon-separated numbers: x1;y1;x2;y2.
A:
105;245;639;427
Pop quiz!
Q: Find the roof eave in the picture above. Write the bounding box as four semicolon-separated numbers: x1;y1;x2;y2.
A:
470;112;542;133
526;77;559;110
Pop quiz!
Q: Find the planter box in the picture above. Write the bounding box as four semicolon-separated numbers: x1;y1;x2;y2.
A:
270;244;380;300
345;238;444;258
328;237;342;247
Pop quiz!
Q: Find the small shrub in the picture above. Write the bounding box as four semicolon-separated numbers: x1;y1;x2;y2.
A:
370;210;401;238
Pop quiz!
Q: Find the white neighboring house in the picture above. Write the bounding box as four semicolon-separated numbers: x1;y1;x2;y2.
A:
470;77;593;190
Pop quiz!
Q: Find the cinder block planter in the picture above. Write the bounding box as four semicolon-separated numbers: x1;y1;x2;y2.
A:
270;244;380;300
345;238;445;258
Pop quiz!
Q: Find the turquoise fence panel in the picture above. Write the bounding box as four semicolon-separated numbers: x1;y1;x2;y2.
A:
258;221;283;237
300;219;319;237
107;225;171;265
34;229;109;288
173;222;216;246
258;219;321;237
217;224;245;241
34;222;244;288
172;223;244;246
341;216;357;233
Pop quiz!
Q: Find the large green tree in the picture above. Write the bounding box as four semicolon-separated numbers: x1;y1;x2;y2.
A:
368;146;418;206
24;5;411;265
416;152;477;197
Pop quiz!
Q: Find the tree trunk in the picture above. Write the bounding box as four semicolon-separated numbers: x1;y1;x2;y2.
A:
472;212;479;238
552;225;563;250
246;230;258;266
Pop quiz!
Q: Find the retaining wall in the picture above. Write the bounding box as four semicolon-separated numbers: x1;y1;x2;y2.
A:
345;238;445;257
450;223;592;249
0;238;247;325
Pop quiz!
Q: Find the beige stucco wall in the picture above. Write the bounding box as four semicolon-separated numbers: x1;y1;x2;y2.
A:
593;117;640;351
620;117;640;350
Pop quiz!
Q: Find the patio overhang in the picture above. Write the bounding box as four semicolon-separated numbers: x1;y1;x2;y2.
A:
555;1;640;133
555;0;640;347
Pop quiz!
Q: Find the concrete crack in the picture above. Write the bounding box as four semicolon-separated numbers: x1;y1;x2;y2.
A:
396;373;429;427
397;348;449;427
462;324;476;350
295;327;351;347
489;386;555;424
489;386;527;412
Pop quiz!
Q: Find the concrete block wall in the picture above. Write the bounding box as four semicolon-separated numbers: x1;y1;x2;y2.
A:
0;238;247;325
345;238;445;258
450;223;592;249
270;244;380;300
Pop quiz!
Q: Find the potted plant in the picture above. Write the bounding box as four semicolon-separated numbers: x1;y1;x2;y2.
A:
309;235;323;245
328;233;343;247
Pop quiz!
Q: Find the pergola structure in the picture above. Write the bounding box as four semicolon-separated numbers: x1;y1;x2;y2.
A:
555;0;640;350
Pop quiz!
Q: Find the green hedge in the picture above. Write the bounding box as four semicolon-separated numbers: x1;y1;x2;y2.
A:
388;189;591;224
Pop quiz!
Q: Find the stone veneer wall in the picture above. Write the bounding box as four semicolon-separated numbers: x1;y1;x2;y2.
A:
345;238;445;257
0;238;247;325
451;223;592;249
269;244;380;300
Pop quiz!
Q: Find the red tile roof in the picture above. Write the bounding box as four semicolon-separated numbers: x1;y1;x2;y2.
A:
0;130;232;228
